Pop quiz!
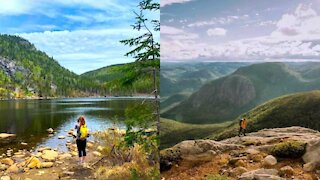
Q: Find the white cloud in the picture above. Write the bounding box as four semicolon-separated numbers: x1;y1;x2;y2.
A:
0;0;135;17
0;0;38;15
258;20;276;26
161;0;193;7
18;29;140;74
207;28;227;36
161;25;185;35
187;15;248;27
162;4;320;61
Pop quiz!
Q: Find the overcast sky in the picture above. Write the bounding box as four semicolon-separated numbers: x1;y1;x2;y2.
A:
0;0;159;74
161;0;320;62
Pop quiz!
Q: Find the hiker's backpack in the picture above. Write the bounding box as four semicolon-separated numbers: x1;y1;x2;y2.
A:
79;125;88;139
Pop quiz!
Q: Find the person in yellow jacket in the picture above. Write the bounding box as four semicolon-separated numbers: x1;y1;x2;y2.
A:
239;118;247;136
74;116;90;164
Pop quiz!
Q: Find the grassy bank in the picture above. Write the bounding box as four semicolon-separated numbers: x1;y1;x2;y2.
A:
160;118;231;149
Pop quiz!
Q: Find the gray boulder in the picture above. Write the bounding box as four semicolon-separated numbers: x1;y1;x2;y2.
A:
302;138;320;171
239;168;284;180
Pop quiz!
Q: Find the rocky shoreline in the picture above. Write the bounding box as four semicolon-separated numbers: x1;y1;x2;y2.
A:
0;128;105;180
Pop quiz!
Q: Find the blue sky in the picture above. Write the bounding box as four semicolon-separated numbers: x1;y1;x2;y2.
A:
161;0;320;62
0;0;159;74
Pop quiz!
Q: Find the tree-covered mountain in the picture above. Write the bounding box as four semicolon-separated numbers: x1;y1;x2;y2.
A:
0;34;104;98
215;90;320;140
160;62;249;111
81;60;160;95
161;90;320;148
163;62;320;124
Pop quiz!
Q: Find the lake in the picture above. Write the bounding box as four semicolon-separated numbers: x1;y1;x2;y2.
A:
0;97;153;154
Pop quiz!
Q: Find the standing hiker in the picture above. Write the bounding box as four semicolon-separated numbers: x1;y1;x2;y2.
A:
239;118;247;136
74;116;89;164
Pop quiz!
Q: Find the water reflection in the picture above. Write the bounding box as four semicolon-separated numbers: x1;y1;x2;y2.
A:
0;97;151;154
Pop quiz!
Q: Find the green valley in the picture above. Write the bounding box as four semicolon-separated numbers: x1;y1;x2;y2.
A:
163;62;320;124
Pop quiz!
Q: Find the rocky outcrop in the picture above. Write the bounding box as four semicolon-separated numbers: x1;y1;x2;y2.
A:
0;57;28;79
222;126;320;146
302;139;320;171
172;139;243;161
162;126;320;179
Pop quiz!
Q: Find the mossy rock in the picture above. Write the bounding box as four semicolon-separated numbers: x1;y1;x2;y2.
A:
160;148;181;171
205;174;229;180
271;141;306;158
242;140;258;146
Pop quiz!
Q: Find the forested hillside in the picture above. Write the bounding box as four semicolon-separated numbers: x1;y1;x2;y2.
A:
81;60;160;95
0;34;104;98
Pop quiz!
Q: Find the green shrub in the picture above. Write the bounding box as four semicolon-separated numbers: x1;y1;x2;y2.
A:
205;174;229;180
271;141;306;158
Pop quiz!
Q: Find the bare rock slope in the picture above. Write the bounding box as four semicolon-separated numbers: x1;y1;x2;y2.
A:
161;126;320;179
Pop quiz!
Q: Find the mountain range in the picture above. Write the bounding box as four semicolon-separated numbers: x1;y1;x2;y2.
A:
160;62;248;111
162;62;320;124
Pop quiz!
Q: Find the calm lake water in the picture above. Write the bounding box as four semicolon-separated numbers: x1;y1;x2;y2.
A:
0;97;153;154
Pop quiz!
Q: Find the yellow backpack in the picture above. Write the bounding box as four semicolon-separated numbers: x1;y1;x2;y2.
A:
79;125;88;139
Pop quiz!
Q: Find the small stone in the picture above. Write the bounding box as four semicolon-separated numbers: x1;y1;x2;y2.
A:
0;164;8;171
47;128;54;134
249;154;264;162
245;148;260;155
58;153;72;160
21;142;28;146
303;162;315;172
66;140;71;143
41;150;58;161
6;164;19;173
38;147;51;152
231;167;248;177
280;166;294;176
263;155;277;166
35;152;42;158
36;171;45;175
0;176;10;180
1;158;14;166
58;136;65;139
0;133;16;139
26;157;41;169
97;146;104;152
93;151;102;157
235;160;246;167
60;171;74;177
40;162;53;168
71;151;78;156
87;142;94;148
